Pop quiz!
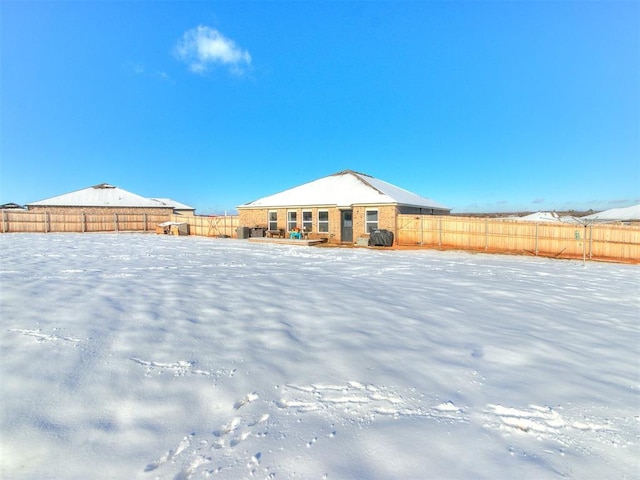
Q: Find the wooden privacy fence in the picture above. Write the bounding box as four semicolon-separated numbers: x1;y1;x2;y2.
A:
168;214;240;238
1;210;171;233
396;215;640;263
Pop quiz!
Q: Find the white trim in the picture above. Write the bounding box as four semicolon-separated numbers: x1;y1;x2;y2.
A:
302;210;313;233
365;209;379;233
317;209;329;233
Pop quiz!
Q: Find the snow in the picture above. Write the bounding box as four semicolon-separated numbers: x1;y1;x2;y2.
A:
503;212;564;223
581;204;640;222
239;170;448;210
1;233;638;480
27;184;165;208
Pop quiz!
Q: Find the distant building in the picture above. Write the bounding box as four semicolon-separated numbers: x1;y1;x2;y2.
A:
580;204;640;223
150;198;196;216
0;203;26;210
26;183;193;216
237;170;449;244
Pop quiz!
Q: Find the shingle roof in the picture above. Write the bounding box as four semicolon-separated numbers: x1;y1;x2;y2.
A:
27;183;168;208
238;170;449;210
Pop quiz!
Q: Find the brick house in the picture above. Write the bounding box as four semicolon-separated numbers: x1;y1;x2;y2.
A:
26;183;191;216
237;170;450;244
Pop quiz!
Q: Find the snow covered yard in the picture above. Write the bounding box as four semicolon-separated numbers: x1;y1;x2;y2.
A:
0;233;638;480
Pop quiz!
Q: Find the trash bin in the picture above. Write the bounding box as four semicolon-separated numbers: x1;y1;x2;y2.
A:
250;227;265;238
237;226;251;239
369;229;394;247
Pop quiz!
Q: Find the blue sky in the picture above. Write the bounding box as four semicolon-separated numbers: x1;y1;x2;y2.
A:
1;1;638;214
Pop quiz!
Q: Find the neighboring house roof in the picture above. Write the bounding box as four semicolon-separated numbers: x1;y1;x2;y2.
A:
518;211;564;223
580;204;640;222
238;170;450;210
27;183;169;208
0;203;26;210
498;212;580;224
150;198;195;211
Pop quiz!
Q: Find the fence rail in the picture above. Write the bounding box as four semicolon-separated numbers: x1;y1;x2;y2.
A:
396;215;640;263
2;210;637;263
1;210;171;233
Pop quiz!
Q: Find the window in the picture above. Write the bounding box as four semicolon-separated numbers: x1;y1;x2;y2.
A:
318;210;329;233
287;211;297;231
365;209;378;233
302;210;313;233
268;211;278;231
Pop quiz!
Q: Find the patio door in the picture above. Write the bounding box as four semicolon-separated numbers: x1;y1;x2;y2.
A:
341;210;353;243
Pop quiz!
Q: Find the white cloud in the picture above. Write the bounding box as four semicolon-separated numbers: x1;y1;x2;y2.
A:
174;26;251;75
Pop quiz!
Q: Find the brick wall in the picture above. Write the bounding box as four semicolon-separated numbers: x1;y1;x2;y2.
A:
27;206;174;216
239;205;400;243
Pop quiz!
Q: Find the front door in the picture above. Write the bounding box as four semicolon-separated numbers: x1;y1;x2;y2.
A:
341;210;353;243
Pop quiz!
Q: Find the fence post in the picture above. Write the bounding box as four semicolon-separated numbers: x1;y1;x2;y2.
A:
144;213;147;232
438;216;442;249
484;218;488;251
2;210;7;233
45;212;49;233
535;223;539;256
589;224;593;260
114;213;118;232
82;212;86;232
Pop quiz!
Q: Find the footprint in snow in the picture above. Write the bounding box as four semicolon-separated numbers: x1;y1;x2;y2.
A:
276;381;467;423
130;357;223;377
144;434;193;472
8;328;81;345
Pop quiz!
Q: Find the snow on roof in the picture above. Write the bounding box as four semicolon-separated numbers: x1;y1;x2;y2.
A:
238;170;450;210
580;204;640;222
150;198;195;211
27;183;168;208
518;211;564;223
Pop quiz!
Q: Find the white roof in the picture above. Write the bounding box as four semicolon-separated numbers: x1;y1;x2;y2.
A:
28;183;169;208
150;198;195;211
238;170;450;210
580;204;640;222
518;211;563;223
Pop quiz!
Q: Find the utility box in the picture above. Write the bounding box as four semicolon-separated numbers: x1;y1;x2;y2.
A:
237;226;251;239
356;236;370;246
250;227;265;238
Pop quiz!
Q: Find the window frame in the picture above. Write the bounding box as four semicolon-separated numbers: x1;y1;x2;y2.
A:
268;210;278;231
317;210;329;233
302;210;313;233
365;209;379;233
287;210;297;232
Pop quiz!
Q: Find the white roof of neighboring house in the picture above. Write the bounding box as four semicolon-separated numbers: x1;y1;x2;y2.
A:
519;211;564;222
238;170;450;210
580;204;640;222
150;198;195;211
28;183;170;208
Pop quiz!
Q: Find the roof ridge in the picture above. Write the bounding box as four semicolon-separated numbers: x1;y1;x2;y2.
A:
331;169;371;178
